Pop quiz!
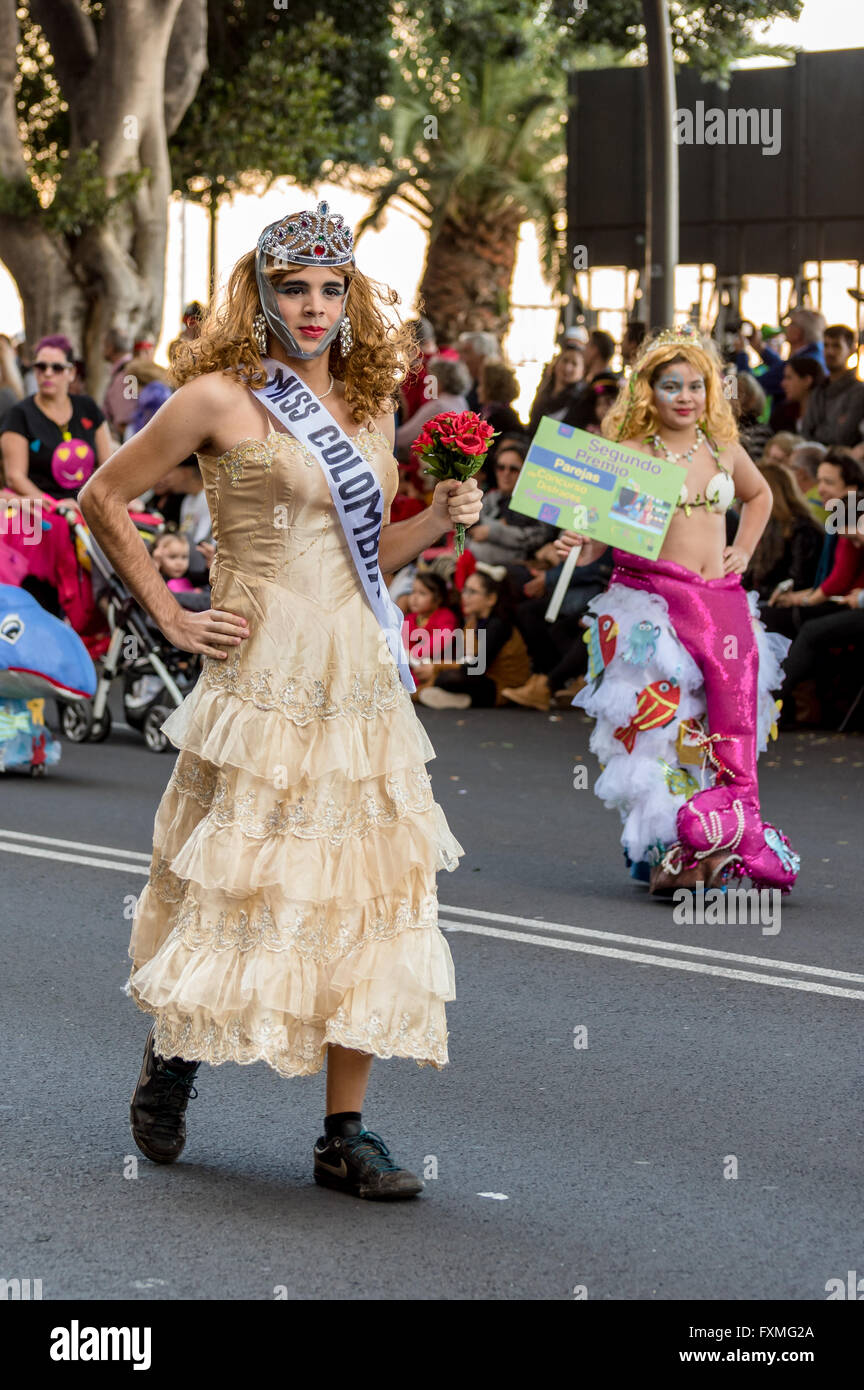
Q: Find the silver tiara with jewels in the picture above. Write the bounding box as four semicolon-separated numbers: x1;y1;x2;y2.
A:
257;200;355;266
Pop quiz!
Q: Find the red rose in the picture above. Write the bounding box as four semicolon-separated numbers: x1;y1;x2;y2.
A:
454;430;487;455
454;411;477;430
412;425;434;452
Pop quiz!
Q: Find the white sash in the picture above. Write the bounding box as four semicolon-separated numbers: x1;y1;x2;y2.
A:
251;359;415;692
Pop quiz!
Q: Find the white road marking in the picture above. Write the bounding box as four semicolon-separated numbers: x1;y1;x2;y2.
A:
0;828;151;861
0;842;150;874
439;903;864;985
1;831;860;998
438;921;864;1001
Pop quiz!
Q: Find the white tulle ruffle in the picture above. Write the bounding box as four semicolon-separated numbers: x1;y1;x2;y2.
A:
572;582;788;867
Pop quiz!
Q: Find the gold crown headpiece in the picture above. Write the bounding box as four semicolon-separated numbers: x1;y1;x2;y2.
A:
637;322;704;361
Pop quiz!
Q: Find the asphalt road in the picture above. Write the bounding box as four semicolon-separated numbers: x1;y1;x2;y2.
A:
1;694;862;1301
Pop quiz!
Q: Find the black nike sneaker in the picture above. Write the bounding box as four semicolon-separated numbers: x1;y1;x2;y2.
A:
313;1127;425;1200
129;1025;200;1164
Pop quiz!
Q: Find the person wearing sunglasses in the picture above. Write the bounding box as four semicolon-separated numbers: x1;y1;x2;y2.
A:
0;334;114;641
466;433;558;584
1;334;114;507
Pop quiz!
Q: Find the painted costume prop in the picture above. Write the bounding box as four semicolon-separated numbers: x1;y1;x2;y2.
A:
128;202;464;1076
0;582;97;773
573;329;800;893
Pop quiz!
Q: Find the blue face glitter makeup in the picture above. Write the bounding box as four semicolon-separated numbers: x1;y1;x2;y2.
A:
655;372;706;403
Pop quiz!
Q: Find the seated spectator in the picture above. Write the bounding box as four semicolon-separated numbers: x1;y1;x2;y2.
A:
786;442;829;524
773;356;824;433
745;463;823;602
763;447;864;638
735;311;826;410
582;328;618;385
734;372;773;460
0;333;24;427
478;360;524;467
415;568;531;709
0;334;114;645
802;324;864;446
528;346;585;434
777;515;864;728
558;373;620;432
124;357;171;438
151;458;212;585
761;431;799;468
395;355;471;457
399;316;438;422
457;331;500;411
102;327;136;443
466;434;557;580
389;461;428;527
621;321;646;369
501;547;615;711
404;571;458;650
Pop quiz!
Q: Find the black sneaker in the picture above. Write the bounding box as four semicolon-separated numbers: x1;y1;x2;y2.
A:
129;1025;200;1164
313;1127;424;1200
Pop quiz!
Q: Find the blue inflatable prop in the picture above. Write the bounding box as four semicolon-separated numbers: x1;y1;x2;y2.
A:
0;583;97;701
0;584;96;774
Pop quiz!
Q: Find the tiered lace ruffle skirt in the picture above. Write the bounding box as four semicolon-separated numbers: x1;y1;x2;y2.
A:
127;647;464;1078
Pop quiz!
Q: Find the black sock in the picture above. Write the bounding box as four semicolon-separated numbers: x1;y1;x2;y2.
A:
325;1110;363;1140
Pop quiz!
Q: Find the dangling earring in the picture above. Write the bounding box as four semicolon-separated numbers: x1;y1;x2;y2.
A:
339;315;353;356
252;311;268;354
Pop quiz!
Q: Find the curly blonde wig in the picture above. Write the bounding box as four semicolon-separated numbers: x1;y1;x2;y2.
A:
602;332;738;449
169;224;421;427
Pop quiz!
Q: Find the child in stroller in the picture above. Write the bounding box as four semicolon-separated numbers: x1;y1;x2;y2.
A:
62;514;213;752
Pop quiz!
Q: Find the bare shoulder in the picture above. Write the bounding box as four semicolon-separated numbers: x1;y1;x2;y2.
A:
176;370;261;454
620;434;654;455
178;369;248;421
721;440;753;474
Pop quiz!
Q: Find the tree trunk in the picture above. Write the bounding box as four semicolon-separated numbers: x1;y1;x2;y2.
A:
0;0;206;396
418;206;523;347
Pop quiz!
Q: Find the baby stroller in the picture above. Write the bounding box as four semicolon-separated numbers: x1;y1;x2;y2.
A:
58;509;204;752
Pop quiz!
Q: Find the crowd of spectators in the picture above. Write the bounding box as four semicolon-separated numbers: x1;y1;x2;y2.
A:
2;298;863;732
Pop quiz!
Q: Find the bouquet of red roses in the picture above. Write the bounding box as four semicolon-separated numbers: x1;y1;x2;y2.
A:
411;411;497;557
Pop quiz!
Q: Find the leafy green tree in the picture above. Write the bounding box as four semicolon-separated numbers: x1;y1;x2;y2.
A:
353;0;803;342
0;0;393;387
0;0;209;388
170;1;393;203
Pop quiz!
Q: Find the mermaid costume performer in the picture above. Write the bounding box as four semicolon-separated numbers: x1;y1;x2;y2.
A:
574;431;800;892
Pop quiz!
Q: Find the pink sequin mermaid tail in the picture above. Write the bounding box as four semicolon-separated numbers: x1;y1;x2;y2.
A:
610;553;799;891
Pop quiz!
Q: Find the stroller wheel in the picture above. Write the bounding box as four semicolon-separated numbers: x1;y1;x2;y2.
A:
143;704;172;753
61;700;95;743
88;707;112;742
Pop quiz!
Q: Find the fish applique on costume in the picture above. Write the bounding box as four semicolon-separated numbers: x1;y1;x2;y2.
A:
658;758;699;799
614;678;681;753
584;613;618;686
621;619;660;667
763;826;800;875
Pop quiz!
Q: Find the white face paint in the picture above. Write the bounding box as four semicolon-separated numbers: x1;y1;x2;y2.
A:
652;360;707;429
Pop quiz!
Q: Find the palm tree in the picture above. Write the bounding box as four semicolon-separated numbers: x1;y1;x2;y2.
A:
350;52;566;344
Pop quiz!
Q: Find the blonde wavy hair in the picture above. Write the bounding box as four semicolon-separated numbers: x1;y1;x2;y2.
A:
169;222;421;427
602;332;738;449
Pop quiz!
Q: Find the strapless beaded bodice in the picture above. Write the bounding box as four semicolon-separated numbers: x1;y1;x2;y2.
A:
198;424;398;603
